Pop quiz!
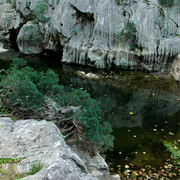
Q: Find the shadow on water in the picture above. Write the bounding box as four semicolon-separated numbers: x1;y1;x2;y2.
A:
0;58;180;178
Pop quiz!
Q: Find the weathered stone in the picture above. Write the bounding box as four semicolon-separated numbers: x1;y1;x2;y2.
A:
67;140;120;180
170;54;180;81
0;118;98;180
17;21;48;54
50;0;180;71
1;0;180;72
0;2;16;32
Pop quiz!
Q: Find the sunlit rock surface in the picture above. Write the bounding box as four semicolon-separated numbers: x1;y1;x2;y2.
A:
0;118;97;180
0;117;120;180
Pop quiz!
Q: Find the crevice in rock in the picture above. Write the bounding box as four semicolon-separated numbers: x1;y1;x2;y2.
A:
71;5;94;23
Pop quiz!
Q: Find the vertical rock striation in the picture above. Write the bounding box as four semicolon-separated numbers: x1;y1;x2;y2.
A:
0;0;180;72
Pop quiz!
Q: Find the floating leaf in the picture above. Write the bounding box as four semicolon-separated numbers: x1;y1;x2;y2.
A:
129;112;133;115
168;132;174;135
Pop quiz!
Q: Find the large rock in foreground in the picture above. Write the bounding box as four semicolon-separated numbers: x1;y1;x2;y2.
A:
0;118;97;180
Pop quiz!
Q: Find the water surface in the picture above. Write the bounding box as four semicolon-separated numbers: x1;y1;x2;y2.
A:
0;58;180;179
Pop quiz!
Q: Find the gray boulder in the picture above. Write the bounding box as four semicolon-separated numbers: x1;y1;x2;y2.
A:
0;117;97;180
170;53;180;81
17;21;49;54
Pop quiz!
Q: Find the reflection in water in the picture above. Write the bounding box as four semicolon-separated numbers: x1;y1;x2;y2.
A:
60;64;180;172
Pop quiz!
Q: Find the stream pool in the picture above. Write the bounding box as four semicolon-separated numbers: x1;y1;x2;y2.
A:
0;58;180;179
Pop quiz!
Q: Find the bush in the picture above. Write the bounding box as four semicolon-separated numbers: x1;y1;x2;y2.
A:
0;59;62;111
163;141;180;162
115;0;123;6
0;59;114;151
158;0;175;7
116;20;136;43
27;161;43;175
61;89;114;151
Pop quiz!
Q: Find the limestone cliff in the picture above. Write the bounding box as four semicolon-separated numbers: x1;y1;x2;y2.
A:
0;0;180;72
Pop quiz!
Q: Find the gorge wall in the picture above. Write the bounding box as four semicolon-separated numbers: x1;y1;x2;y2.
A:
0;0;180;72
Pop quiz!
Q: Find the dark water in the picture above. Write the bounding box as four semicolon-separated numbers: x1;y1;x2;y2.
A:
0;58;180;178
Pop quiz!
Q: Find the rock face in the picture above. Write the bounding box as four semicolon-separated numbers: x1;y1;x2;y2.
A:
0;117;98;180
170;54;180;81
0;0;16;40
68;140;120;180
0;0;180;72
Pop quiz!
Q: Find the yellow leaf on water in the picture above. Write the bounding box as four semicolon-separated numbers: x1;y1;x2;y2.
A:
169;132;174;135
129;112;133;115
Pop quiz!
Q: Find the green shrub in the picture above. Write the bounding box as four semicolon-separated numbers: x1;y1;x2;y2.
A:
27;161;43;175
0;59;60;111
115;0;123;6
163;141;180;162
158;0;175;7
0;59;114;151
116;20;136;43
61;89;114;151
0;72;44;109
32;0;49;22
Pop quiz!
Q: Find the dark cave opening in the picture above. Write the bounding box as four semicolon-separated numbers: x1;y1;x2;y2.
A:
9;28;19;52
39;46;63;67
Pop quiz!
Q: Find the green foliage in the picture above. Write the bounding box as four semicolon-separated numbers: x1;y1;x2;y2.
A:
33;0;49;22
131;44;143;52
27;161;43;175
115;0;123;6
0;58;64;112
0;157;23;164
116;20;136;43
72;28;79;36
61;132;65;140
0;59;114;151
0;157;24;176
0;60;44;110
163;141;180;162
158;0;175;7
61;89;114;151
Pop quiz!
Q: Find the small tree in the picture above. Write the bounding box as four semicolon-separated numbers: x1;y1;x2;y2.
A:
158;0;175;7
